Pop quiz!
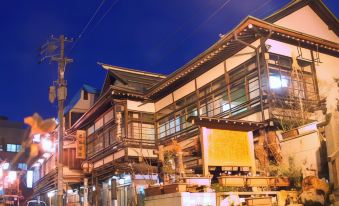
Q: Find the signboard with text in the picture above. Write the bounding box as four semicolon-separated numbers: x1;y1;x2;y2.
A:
76;130;86;159
201;128;254;173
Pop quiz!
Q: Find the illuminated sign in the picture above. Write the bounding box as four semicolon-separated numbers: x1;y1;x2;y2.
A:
76;130;86;159
26;170;33;188
8;171;17;183
201;128;254;169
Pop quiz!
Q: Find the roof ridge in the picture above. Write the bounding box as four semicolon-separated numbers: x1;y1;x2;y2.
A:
97;62;167;78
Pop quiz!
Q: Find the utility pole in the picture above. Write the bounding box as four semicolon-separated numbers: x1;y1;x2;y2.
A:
41;34;73;206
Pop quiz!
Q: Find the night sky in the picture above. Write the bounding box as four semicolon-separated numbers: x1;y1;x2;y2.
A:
1;0;338;122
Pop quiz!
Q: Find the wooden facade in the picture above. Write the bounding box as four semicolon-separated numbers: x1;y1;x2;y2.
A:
31;0;339;205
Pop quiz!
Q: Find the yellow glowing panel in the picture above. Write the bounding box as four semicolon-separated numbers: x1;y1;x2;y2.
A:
204;128;251;167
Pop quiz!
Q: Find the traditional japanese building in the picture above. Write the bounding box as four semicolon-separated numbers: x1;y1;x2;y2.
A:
70;65;166;205
146;0;338;177
30;85;98;205
68;0;339;205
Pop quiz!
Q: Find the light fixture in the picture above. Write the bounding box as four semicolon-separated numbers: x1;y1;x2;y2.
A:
2;162;9;170
8;171;17;183
41;138;54;153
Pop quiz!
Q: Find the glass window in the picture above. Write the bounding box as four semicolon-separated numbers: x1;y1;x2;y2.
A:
104;130;110;148
269;75;289;89
248;77;259;99
268;53;318;106
87;125;94;136
6;144;21;152
94;118;104;130
128;122;155;140
104;109;114;124
18;163;27;170
142;113;154;122
213;91;228;115
159;122;166;139
200;97;213;116
157;105;175;120
110;127;117;144
211;77;226;92
141;124;155;140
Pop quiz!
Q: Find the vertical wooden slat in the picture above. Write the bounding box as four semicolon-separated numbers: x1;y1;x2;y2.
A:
260;37;271;120
223;61;232;117
195;78;201;117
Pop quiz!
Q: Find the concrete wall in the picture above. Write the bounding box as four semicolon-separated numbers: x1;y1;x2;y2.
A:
313;52;339;188
280;130;322;174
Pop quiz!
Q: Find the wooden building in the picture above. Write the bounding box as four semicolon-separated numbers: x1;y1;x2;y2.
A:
70;65;166;205
56;0;339;205
30;85;98;205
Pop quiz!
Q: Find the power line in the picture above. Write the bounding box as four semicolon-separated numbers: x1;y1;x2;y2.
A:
79;0;106;38
257;0;291;19
152;0;233;67
89;0;120;34
249;0;273;17
69;0;107;53
152;0;287;68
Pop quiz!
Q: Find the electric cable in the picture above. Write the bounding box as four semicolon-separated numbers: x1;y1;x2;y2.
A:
151;0;233;67
88;0;120;35
69;0;107;53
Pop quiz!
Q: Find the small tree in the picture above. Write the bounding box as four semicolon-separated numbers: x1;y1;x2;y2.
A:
269;156;302;189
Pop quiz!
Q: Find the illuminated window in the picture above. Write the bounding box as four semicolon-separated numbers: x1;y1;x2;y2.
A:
26;170;33;188
269;75;289;89
18;163;27;170
6;144;21;152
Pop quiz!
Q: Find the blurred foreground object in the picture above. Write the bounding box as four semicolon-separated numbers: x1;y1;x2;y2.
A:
300;176;329;206
24;113;57;135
